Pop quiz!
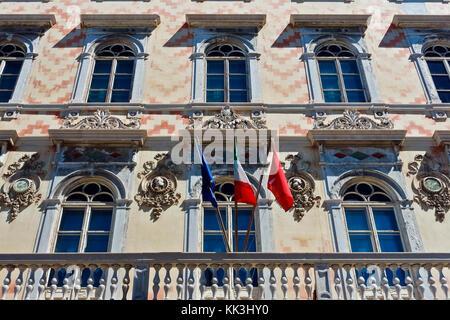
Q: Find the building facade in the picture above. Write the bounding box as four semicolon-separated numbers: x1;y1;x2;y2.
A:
0;0;449;301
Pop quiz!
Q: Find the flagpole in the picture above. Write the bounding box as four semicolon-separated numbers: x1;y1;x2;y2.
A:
242;172;264;253
215;207;232;253
234;137;239;252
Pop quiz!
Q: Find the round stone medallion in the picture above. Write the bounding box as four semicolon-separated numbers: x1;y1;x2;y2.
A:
422;176;443;193
12;178;32;194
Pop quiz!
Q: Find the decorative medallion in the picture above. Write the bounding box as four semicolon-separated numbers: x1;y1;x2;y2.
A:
61;109;141;130
313;109;393;130
284;153;321;222
407;153;450;222
0;153;46;222
187;106;267;130
135;153;182;221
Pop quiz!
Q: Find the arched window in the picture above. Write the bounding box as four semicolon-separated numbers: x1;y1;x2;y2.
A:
341;182;403;253
87;42;136;103
205;43;248;103
0;42;26;102
316;43;367;103
424;44;450;103
54;181;115;253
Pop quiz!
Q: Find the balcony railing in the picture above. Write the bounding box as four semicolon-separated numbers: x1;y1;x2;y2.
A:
0;252;449;300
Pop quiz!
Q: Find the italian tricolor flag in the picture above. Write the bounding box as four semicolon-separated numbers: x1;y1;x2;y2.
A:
234;143;257;206
268;143;293;212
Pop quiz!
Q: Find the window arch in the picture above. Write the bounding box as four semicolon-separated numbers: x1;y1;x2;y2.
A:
205;42;249;103
315;42;368;103
423;44;450;103
0;41;26;102
54;180;115;253
87;42;137;103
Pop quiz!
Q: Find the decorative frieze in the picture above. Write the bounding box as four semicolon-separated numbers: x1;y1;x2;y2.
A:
0;153;46;221
313;109;393;130
61;109;141;130
135;153;182;220
284;153;321;222
407;153;450;222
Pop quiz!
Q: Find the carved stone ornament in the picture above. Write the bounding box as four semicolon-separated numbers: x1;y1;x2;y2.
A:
313;109;394;130
407;153;450;222
135;153;182;221
284;154;321;222
187;106;267;130
0;153;46;222
61;109;141;129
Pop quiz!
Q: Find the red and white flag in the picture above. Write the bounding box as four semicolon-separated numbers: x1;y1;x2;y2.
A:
234;143;257;206
268;143;293;211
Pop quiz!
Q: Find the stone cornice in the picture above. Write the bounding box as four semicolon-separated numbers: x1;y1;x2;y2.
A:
48;129;148;147
80;14;160;28
392;15;450;28
0;130;18;146
307;129;407;146
0;14;56;31
186;14;266;29
433;130;450;146
290;14;371;28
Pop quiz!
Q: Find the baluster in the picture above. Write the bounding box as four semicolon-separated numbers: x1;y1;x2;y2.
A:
257;264;265;300
187;264;196;300
233;264;242;300
61;266;70;300
97;265;107;300
25;265;36;300
109;264;119;300
152;264;161;300
380;264;390;300
49;266;58;300
369;275;378;300
37;266;49;300
176;264;184;300
331;264;342;300
210;264;218;300
291;264;300;300
438;264;448;300
163;264;172;300
122;264;132;300
279;264;288;300
303;264;312;300
356;263;366;300
85;265;96;300
72;265;82;301
425;264;437;300
198;264;207;300
401;264;414;300
412;264;425;300
390;264;401;300
222;264;230;300
245;264;254;300
343;264;355;300
268;264;277;300
13;265;25;300
1;265;13;300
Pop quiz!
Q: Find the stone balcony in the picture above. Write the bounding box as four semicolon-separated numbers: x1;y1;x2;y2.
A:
1;252;449;300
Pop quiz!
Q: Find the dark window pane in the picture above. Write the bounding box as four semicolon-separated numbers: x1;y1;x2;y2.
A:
0;75;18;90
207;75;224;89
343;75;363;89
66;193;88;202
323;90;342;102
89;209;112;231
229;90;248;102
87;90;107;103
111;90;130;102
349;234;373;252
345;208;369;230
0;91;12;102
346;90;367;102
59;209;85;231
340;60;359;74
207;60;224;73
203;234;227;252
373;208;398;230
92;193;114;202
378;234;403;252
113;75;132;89
54;235;80;252
236;233;256;252
318;60;337;73
85;234;109;252
3;61;23;74
427;61;447;74
206;90;224;102
438;91;450;103
369;193;392;202
232;209;254;231
432;75;450;90
115;60;134;73
343;193;365;201
84;183;100;195
93;60;112;74
320;75;340;89
204;209;226;231
90;75;110;90
229;75;247;90
229;60;246;73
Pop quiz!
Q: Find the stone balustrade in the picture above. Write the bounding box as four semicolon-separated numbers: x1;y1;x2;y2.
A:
0;252;449;300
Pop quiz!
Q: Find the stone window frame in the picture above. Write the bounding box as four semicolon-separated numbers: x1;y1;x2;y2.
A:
404;31;450;104
300;31;382;103
191;31;263;104
71;32;150;104
0;33;40;104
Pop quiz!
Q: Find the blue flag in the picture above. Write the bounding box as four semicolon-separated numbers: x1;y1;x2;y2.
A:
196;142;218;208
